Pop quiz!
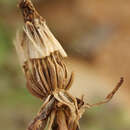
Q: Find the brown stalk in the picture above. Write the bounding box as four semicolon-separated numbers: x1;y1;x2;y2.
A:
14;0;124;130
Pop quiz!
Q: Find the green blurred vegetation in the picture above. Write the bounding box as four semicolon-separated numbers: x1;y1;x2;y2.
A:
0;0;17;7
0;0;130;130
0;22;12;63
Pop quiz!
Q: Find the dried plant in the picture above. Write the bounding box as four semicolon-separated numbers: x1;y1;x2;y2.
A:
14;0;124;130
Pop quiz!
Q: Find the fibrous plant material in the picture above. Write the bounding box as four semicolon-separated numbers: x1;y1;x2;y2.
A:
14;0;124;130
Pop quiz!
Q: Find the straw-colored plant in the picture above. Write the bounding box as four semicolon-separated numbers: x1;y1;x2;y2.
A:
14;0;124;130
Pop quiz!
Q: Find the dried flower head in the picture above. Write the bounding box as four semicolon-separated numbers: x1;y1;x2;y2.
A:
14;0;124;130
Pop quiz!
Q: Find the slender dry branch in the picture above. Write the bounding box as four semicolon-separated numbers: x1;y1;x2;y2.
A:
14;0;124;130
88;77;124;107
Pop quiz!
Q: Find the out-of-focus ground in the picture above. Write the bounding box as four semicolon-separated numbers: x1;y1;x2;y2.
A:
0;0;130;130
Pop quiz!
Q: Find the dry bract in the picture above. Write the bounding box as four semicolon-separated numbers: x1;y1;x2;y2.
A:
14;0;124;130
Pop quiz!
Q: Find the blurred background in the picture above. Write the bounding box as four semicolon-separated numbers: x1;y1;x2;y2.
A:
0;0;130;130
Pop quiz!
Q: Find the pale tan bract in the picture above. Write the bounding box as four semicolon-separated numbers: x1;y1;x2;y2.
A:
14;0;124;130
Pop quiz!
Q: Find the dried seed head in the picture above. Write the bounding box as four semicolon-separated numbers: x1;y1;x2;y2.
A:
14;0;72;99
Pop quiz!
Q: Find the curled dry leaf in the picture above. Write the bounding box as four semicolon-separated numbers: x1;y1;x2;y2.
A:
14;0;124;130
